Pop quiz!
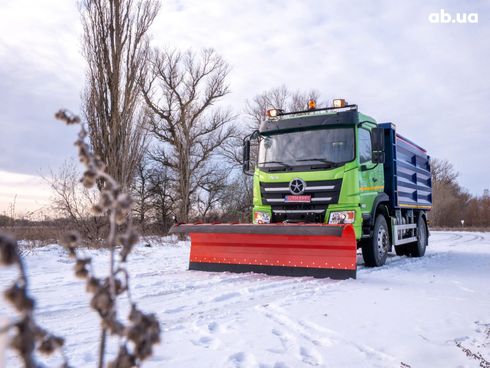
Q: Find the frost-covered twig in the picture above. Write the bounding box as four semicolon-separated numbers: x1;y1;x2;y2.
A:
55;109;160;367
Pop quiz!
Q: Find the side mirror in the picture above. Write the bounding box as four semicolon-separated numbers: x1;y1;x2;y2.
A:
242;139;251;174
371;127;385;164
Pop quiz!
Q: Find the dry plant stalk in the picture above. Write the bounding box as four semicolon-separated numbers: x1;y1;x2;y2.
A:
0;234;69;368
55;109;160;368
455;341;490;368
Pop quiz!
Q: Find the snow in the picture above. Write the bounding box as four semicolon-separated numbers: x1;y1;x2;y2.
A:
1;231;490;367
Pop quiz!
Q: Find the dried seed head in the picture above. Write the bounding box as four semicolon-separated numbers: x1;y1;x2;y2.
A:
86;277;100;293
104;318;125;336
115;208;128;225
135;339;153;361
4;284;35;311
54;110;80;125
100;190;114;209
62;231;80;249
61;231;80;258
129;305;143;324
93;156;106;172
11;317;36;356
127;305;161;360
117;193;132;210
0;234;19;266
74;258;91;279
33;326;48;340
90;287;113;318
77;143;90;165
91;204;104;216
81;169;97;189
108;345;136;368
38;338;55;355
119;230;139;262
114;278;126;296
78;126;87;140
38;335;64;355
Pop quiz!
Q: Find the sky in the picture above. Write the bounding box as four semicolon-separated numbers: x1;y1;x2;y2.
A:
0;0;489;215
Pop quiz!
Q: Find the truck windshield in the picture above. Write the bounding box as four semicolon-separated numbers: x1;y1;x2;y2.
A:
258;127;355;169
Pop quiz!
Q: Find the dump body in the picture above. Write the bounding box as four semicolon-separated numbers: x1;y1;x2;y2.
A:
380;123;432;210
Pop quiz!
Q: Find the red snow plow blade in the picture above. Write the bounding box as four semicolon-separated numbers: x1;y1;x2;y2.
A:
169;223;357;279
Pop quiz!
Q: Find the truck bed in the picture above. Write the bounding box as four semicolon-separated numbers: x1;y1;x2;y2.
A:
379;123;432;210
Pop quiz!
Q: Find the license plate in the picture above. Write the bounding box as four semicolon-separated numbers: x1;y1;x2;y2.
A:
285;195;311;203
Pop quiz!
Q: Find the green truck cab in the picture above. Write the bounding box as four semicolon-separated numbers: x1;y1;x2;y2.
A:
243;100;432;267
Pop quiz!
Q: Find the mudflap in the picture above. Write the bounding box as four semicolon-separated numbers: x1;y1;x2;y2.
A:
169;223;357;280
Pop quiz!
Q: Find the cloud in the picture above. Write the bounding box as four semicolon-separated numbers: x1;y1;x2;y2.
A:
0;0;82;175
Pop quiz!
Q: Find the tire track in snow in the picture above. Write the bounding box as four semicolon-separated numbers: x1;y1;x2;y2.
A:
431;231;486;246
256;303;397;366
156;277;314;329
430;232;463;244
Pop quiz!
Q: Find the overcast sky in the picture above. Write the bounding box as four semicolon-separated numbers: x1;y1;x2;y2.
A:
0;0;489;214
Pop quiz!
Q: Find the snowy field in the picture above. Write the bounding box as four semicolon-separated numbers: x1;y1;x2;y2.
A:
1;231;490;367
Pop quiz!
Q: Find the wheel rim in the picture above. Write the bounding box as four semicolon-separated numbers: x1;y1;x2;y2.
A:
376;226;388;259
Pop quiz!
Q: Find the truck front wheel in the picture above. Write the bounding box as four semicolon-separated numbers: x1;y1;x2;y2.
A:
362;214;389;267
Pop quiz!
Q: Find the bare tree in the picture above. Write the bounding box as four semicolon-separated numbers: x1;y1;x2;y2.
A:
220;174;254;222
46;160;106;242
431;157;459;186
430;158;470;227
195;168;228;220
132;158;153;233
81;0;160;190
147;162;173;231
245;85;321;130
142;48;237;223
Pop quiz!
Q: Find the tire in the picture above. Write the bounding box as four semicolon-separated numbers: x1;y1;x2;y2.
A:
362;214;390;267
407;216;427;257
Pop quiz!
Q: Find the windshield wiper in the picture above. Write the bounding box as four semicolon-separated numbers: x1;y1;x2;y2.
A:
296;158;338;165
258;161;291;169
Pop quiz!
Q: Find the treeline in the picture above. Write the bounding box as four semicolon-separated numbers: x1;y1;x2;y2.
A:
430;158;490;228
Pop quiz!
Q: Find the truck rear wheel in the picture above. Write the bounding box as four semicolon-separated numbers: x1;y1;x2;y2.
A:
407;216;427;257
362;214;389;267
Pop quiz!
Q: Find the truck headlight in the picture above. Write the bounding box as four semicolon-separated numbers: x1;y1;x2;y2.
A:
254;211;271;224
328;211;355;224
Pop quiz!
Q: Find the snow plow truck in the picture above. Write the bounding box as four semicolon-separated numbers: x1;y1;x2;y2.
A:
170;99;432;279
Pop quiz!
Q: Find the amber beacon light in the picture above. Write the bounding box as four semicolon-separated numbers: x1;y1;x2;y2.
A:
307;99;316;110
333;98;347;108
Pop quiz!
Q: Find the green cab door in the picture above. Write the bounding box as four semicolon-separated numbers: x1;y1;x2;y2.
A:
358;127;384;212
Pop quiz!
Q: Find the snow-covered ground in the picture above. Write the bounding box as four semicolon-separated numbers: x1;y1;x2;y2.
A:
1;231;489;367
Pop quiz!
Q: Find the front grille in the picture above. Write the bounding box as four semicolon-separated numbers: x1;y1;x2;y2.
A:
260;179;342;222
